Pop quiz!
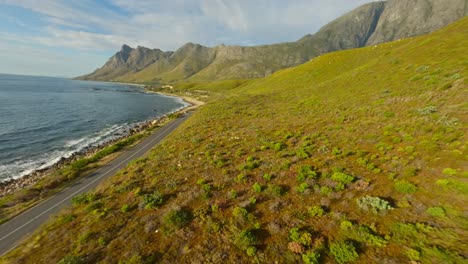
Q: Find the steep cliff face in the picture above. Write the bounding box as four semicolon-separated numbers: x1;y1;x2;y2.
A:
304;2;385;51
366;0;467;45
77;0;466;83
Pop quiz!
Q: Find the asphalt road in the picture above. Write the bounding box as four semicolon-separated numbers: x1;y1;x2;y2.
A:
0;112;191;256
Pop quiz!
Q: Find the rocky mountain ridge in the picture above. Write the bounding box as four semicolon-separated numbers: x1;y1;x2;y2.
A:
77;0;466;83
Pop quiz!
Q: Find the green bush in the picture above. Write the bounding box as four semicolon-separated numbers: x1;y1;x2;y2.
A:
252;182;263;193
354;226;388;247
246;246;257;257
229;190;237;199
121;204;130;213
297;166;317;182
235;229;258;252
57;255;84;264
289;227;301;242
165;207;193;228
267;184;286;196
357;196;393;213
406;248;421;261
236;173;247;183
262;173;272;181
394;180;417;194
332;147;342;156
296;148;310;159
289;228;313;247
302;251;320;264
196;179;206;185
330;240;359;264
307;206;324;217
426;206;446;217
143;191;165;209
241;157;260;171
72;192;97;206
70;159;90;171
442;168;457;176
331;172;355;184
233;206;248;218
273;142;285;151
340;220;353;230
320;186;332;195
296;182;309;193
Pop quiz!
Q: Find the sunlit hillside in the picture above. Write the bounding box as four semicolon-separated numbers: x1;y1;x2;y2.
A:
4;17;467;264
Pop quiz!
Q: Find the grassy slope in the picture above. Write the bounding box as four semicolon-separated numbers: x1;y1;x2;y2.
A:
3;18;467;263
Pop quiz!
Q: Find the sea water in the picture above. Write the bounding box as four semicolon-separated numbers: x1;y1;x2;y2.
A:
0;74;187;181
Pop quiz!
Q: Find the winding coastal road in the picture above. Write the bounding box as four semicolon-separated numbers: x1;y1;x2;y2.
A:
0;112;192;256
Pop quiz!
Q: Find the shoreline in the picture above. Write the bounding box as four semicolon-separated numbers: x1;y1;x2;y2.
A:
0;91;202;197
73;78;146;88
0;115;166;196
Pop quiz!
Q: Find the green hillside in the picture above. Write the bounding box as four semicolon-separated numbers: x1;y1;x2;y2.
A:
4;18;467;263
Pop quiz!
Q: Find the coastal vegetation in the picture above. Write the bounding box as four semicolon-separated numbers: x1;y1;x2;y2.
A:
2;17;467;263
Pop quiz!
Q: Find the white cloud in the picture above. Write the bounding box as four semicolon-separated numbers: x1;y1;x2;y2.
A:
0;0;376;76
0;39;108;77
200;0;249;31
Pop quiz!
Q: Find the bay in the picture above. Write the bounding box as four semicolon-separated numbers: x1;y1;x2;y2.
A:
0;74;187;181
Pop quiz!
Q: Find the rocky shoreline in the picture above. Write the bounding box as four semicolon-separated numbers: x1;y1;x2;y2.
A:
0;114;172;197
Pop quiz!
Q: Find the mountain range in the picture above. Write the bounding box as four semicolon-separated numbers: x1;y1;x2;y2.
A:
77;0;467;83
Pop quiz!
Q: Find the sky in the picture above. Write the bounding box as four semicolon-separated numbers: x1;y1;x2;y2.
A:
0;0;375;77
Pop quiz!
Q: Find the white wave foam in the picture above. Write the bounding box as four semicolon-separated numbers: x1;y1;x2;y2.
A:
0;123;132;181
0;149;75;180
0;98;189;182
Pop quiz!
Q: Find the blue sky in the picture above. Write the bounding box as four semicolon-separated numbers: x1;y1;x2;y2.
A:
0;0;374;77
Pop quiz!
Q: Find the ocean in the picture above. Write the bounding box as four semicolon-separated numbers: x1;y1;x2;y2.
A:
0;74;187;182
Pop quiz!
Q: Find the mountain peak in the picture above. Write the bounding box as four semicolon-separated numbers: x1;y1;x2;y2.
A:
120;44;132;53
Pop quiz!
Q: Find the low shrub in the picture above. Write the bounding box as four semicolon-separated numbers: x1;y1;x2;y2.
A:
394;180;417;194
329;240;359;264
426;206;446;217
406;248;421;261
246;246;257;257
165;207;193;228
233;206;248;218
252;182;263;193
296;182;309;193
57;255;84;264
267;184;286;197
235;229;258;254
320;186;332;195
297;166;317;182
72;192;97;206
331;172;355;184
229;190;237;199
302;251;320;264
356;196;393;213
417;106;438;115
142;191;165;209
442;168;457;176
236;173;247;183
307;206;324;217
262;173;272;181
